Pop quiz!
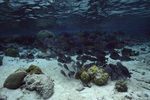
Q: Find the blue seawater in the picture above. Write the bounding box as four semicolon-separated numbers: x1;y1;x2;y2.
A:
0;0;149;36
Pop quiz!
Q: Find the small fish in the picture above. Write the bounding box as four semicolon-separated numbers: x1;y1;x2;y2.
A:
76;61;80;66
76;61;83;69
60;70;67;77
58;63;63;67
68;71;75;77
72;62;76;71
88;57;97;61
64;64;69;71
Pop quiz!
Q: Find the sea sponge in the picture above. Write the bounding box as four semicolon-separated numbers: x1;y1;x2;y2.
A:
93;73;109;86
81;71;91;83
115;80;128;92
26;65;44;74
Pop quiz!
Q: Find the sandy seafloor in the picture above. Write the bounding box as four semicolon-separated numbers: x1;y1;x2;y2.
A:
0;44;150;100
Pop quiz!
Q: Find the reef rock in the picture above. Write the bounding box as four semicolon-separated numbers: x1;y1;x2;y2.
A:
120;55;132;61
115;80;128;92
26;64;44;74
110;50;120;60
20;53;34;59
36;51;51;58
121;48;132;56
5;48;19;57
3;71;26;89
23;74;54;99
36;30;55;41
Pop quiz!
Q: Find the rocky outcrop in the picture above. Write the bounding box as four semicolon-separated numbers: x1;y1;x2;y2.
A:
22;74;54;99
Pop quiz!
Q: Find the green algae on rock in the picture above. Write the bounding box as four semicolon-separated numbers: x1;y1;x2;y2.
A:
26;64;44;74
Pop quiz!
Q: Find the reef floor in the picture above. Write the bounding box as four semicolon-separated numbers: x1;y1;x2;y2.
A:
0;43;150;100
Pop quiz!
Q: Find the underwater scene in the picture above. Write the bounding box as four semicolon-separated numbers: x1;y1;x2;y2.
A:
0;0;150;100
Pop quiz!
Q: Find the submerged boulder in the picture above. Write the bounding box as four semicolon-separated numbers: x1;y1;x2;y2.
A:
115;80;128;92
20;53;34;59
36;51;51;58
5;48;19;57
3;71;26;89
110;51;120;60
121;48;132;56
36;30;55;41
23;74;54;99
120;55;132;61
